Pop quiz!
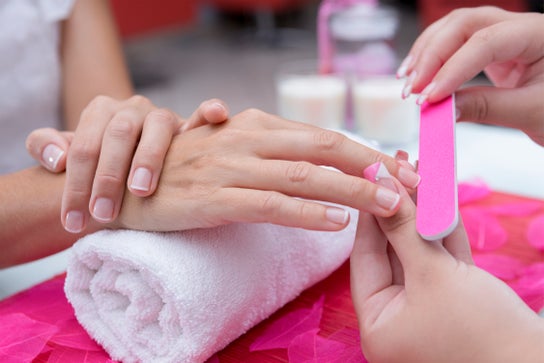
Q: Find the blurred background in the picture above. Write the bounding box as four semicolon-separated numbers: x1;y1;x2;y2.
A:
109;0;543;118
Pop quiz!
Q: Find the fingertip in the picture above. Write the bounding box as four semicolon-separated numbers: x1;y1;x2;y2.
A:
205;101;229;124
64;210;85;234
41;144;66;172
129;167;154;196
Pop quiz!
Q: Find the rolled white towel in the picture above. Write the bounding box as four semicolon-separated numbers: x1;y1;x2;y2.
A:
64;219;356;363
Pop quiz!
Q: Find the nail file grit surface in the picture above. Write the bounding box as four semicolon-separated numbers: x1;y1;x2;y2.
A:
416;95;458;241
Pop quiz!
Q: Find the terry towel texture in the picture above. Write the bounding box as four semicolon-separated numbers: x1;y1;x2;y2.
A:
64;220;356;363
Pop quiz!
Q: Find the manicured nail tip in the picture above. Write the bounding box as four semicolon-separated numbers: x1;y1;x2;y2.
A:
402;84;412;99
396;55;412;79
416;94;428;105
92;198;114;223
130;168;152;192
65;211;84;233
396;66;407;79
399;166;421;188
376;188;401;211
42;144;64;170
326;208;349;225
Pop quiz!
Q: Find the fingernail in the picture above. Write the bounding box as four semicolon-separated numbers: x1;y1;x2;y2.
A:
398;166;421;188
376;187;401;211
363;162;401;210
65;210;84;233
131;167;152;192
326;207;349;225
394;150;409;161
42;144;64;171
396;55;412;79
92;198;114;222
402;71;417;99
455;107;461;121
416;82;436;105
212;102;227;114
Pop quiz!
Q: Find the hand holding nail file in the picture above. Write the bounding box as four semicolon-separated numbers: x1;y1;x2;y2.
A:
416;95;458;240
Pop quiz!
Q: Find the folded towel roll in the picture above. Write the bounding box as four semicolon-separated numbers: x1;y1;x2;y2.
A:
64;220;356;363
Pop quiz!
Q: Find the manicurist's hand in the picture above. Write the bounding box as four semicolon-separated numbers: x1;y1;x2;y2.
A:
398;7;544;145
114;109;421;232
350;168;544;363
25;96;229;233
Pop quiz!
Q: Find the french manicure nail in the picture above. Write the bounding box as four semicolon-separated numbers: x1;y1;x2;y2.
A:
402;71;417;99
326;208;349;225
376;187;401;211
131;167;152;192
42;144;64;171
416;82;436;105
65;210;84;233
93;198;114;222
363;162;401;210
398;166;421;188
396;55;412;79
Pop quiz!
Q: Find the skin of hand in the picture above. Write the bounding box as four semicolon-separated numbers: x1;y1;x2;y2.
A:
397;7;544;145
113;108;422;232
25;96;230;233
3;109;420;267
350;175;544;363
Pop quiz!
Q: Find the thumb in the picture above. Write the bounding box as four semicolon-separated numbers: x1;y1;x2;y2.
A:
455;84;544;145
180;98;230;132
25;128;73;172
364;163;445;277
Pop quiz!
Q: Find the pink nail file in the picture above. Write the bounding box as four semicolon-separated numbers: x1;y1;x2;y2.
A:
416;95;458;240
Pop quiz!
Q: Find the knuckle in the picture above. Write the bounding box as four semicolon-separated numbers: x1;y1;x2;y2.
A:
69;140;99;165
148;108;178;128
215;127;246;143
85;95;114;113
381;210;415;234
136;144;164;164
93;172;124;192
346;177;370;202
448;7;469;19
285;161;312;183
128;94;152;107
471;28;494;46
259;192;282;216
239;108;267;123
107;113;138;140
313;130;346;151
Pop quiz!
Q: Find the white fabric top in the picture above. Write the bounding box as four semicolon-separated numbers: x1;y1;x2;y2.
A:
0;0;76;173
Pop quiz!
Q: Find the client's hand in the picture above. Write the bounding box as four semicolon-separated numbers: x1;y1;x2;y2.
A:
115;109;421;232
25;96;229;232
350;165;544;363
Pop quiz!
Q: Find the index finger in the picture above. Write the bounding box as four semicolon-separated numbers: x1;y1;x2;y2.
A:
405;7;512;95
428;15;544;102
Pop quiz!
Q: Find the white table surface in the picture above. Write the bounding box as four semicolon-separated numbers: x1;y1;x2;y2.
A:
1;122;543;300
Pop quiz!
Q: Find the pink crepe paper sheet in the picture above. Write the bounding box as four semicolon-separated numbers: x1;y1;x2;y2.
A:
0;181;542;363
